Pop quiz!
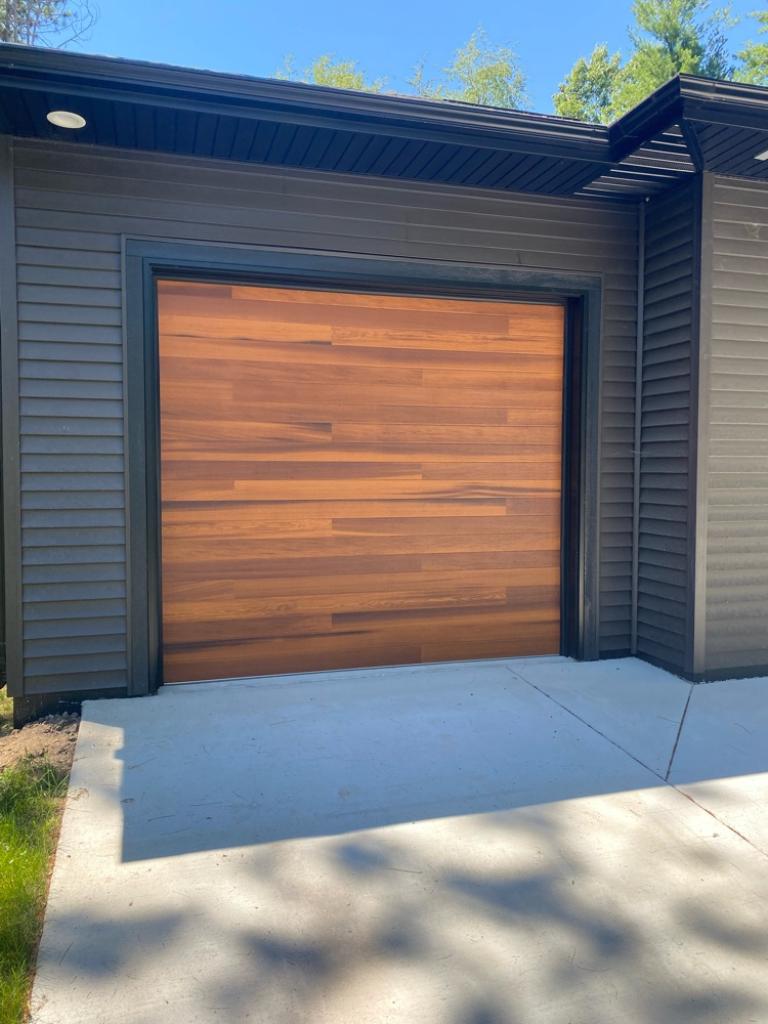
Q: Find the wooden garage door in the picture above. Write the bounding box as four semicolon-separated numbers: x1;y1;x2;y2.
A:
157;279;565;683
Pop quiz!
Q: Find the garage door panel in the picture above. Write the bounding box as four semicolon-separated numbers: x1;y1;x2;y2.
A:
161;387;562;417
161;550;559;581
161;525;560;563
163;436;561;461
163;592;562;644
164;621;564;687
162;564;560;606
163;479;558;503
163;515;559;550
160;380;560;413
162;447;561;465
164;606;560;656
162;498;511;527
161;322;565;353
162;555;559;599
162;461;560;484
159;279;564;682
160;336;564;375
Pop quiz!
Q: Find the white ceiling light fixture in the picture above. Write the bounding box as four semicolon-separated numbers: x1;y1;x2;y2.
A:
755;147;768;161
46;110;87;129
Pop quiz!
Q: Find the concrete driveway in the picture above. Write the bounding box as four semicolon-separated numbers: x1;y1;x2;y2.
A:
31;658;768;1024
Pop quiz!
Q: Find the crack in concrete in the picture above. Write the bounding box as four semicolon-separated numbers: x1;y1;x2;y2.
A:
504;665;768;862
503;666;661;778
664;684;693;782
670;784;768;860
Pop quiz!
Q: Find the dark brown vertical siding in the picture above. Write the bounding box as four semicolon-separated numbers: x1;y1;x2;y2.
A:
704;176;768;673
637;180;698;671
10;139;638;695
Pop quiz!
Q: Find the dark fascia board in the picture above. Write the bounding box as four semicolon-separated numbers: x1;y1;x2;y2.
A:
679;75;768;136
609;77;685;161
679;73;768;113
0;43;614;164
611;73;768;160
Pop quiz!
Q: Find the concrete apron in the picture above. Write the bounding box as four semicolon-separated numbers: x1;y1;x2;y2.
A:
30;657;768;1024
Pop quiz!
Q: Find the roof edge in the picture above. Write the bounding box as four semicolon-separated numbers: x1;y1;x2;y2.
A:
609;77;684;161
6;45;768;182
0;42;610;147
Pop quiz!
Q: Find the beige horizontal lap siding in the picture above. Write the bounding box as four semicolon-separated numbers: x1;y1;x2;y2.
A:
12;140;638;694
706;177;768;672
637;180;698;672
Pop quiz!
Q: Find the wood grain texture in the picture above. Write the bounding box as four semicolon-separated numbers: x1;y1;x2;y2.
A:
158;279;565;682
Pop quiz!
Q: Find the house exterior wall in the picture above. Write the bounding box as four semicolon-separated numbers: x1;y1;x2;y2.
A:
637;179;699;673
3;138;640;699
697;174;768;676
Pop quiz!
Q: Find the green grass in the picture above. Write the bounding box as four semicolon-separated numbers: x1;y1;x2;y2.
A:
0;727;68;1024
0;687;12;737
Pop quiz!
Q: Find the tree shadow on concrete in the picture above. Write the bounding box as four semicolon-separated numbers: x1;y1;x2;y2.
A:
33;802;768;1024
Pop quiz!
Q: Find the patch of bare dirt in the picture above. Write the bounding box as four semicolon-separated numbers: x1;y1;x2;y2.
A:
0;713;80;773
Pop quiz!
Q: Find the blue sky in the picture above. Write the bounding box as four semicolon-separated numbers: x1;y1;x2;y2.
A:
74;0;762;113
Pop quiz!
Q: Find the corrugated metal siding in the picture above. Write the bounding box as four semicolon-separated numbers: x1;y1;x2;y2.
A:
706;176;768;672
637;180;698;671
11;139;639;694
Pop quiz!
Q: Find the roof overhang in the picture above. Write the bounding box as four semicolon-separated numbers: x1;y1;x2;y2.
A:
611;74;768;180
0;45;767;200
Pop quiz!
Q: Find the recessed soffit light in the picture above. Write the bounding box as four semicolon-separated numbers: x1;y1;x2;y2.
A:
46;110;87;130
755;147;768;161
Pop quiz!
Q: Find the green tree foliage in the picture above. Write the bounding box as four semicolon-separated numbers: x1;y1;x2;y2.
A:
441;28;526;107
0;0;96;45
554;0;734;123
275;55;384;93
736;10;768;85
553;44;623;121
281;28;526;108
614;0;733;112
412;29;527;108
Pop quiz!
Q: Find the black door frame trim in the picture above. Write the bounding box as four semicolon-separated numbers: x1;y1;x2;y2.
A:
124;238;603;694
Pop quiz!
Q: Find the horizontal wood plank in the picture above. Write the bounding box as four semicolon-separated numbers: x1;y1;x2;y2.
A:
158;280;564;681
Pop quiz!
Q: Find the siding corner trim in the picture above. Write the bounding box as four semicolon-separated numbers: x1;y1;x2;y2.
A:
0;138;22;695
